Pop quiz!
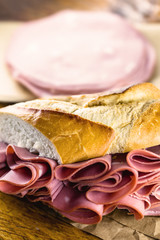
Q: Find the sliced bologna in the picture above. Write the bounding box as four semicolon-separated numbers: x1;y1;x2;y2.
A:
6;11;156;96
2;142;160;224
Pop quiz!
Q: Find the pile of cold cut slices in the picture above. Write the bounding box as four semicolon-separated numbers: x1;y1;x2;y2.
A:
1;142;160;224
6;11;156;96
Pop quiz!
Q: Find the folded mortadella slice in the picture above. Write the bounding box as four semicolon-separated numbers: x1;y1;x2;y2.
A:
27;179;64;202
50;186;104;224
134;177;160;197
127;148;160;172
144;206;160;216
104;194;150;220
2;141;160;223
0;142;8;174
143;171;160;215
86;162;138;204
59;208;103;225
55;155;111;182
0;142;7;162
127;148;160;193
143;184;160;213
0;143;57;195
144;191;160;216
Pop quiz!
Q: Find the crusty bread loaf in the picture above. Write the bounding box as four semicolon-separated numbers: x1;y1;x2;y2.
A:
0;101;114;164
0;82;160;164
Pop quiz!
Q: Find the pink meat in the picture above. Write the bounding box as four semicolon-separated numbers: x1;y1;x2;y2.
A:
55;155;111;182
27;179;64;202
145;189;160;215
104;194;151;220
6;11;155;96
145;206;160;216
0;144;58;195
0;142;108;224
127;148;160;193
1;142;160;224
50;186;104;224
127;149;160;172
86;162;138;204
55;155;138;205
0;142;8;172
135;178;160;196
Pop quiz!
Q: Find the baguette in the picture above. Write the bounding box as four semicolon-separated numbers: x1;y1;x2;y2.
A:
0;101;114;164
0;82;160;164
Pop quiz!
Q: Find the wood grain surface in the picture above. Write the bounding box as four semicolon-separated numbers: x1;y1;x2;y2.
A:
0;192;100;240
0;0;108;21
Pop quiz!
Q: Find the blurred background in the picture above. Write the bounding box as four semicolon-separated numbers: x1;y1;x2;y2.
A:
0;0;160;104
0;0;108;20
0;0;159;21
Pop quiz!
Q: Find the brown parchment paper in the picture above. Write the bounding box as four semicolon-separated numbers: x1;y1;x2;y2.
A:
72;210;159;240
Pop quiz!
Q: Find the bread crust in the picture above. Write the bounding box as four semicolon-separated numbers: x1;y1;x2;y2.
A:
0;105;114;164
49;83;160;107
1;83;160;163
125;101;160;151
85;82;160;107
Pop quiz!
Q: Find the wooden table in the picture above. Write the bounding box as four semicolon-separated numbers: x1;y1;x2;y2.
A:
0;192;100;240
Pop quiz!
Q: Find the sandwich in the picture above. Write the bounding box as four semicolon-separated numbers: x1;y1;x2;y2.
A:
1;82;160;224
